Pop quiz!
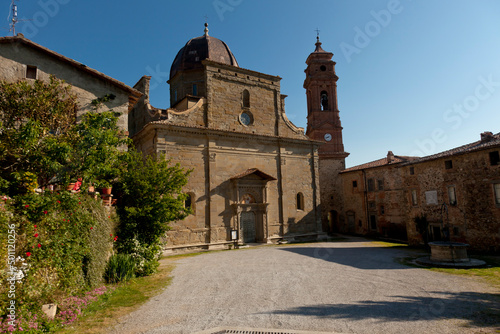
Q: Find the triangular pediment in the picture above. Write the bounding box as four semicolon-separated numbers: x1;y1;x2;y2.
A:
230;168;277;181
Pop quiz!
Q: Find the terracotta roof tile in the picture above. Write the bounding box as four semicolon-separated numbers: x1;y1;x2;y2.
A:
343;155;418;173
403;132;500;165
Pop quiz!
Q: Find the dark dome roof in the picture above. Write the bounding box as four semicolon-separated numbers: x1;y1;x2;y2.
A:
169;27;239;80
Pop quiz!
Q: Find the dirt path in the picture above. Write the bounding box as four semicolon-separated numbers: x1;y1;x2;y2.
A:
109;238;500;334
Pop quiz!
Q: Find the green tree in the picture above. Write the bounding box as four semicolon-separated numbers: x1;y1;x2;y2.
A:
66;110;130;189
0;77;77;194
115;149;191;275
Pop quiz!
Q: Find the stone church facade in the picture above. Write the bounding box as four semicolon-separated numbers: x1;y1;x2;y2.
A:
130;25;324;251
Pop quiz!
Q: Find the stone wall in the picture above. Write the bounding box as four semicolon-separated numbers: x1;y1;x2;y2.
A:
319;158;346;233
402;147;500;252
341;165;407;239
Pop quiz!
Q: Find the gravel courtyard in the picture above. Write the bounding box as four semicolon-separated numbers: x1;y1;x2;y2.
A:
110;237;499;334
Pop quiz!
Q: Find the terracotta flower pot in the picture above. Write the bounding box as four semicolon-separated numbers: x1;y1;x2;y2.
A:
101;187;112;195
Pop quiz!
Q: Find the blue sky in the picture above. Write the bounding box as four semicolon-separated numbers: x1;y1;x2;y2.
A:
2;0;500;167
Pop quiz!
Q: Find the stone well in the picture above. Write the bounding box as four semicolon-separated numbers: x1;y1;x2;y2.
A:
428;241;469;263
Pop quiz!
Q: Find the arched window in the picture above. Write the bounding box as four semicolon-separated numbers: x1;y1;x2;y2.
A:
185;193;195;214
242;89;250;108
320;91;329;111
192;84;198;96
296;192;304;211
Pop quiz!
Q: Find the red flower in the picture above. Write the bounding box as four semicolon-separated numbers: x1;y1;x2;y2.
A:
113;236;118;241
57;200;60;204
34;225;37;228
26;252;31;257
90;227;93;230
44;210;48;214
110;234;113;237
78;202;81;204
25;204;29;208
34;233;39;237
37;243;41;248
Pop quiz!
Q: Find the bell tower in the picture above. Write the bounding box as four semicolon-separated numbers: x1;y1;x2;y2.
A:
304;35;349;233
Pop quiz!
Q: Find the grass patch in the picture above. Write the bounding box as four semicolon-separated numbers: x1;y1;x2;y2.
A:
397;255;500;288
369;240;409;248
426;256;500;287
56;256;178;334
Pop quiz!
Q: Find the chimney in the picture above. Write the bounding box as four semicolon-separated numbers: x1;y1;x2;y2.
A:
387;151;395;163
481;131;494;142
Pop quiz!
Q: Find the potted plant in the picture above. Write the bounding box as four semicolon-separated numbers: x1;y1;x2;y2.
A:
96;180;112;195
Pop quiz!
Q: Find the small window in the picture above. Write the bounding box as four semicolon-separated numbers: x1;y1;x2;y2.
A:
367;178;375;192
26;65;37;79
377;179;384;191
320;65;326;71
494;184;500;205
370;215;377;230
379;205;385;215
368;201;376;210
453;227;460;236
448;186;457;206
445;160;453;169
192;84;198;96
296;192;304;210
489;151;500;166
352;180;357;188
242;89;250;108
411;189;418;206
409;167;415;175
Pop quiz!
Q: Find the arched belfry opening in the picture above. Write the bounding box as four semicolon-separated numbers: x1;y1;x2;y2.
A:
320;91;329;111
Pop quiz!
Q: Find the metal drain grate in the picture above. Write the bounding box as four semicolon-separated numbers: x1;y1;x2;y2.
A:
213;331;294;334
194;328;338;334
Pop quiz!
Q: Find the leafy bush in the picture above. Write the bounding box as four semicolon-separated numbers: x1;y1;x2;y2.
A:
0;192;112;312
104;253;136;283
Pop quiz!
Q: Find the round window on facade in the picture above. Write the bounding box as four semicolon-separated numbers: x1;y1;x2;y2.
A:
239;111;253;126
320;65;327;71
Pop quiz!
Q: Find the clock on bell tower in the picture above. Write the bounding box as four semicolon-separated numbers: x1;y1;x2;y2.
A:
304;35;349;233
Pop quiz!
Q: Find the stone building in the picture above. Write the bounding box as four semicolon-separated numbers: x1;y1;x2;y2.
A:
131;25;324;251
401;131;500;252
304;37;349;234
340;152;417;239
0;34;142;133
340;132;500;251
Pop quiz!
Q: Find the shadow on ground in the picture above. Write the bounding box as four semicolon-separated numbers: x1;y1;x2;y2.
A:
260;291;500;328
278;245;418;270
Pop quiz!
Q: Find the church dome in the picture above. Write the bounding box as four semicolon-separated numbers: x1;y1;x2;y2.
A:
169;23;239;80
